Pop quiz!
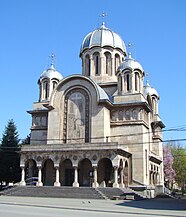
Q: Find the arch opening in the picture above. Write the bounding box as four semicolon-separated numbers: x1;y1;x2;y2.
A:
78;158;93;187
98;158;113;187
60;159;74;186
42;159;55;186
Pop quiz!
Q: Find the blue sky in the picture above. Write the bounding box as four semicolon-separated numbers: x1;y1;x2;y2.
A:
0;0;186;145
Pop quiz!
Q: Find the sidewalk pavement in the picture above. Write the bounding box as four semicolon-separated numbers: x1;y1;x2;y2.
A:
0;196;185;217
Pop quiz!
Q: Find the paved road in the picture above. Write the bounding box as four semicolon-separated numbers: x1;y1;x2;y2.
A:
0;196;185;217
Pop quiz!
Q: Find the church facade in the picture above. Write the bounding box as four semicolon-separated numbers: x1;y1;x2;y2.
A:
20;22;165;196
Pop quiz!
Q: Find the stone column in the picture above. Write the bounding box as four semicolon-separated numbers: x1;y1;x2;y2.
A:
90;55;93;76
113;166;119;188
92;166;99;188
119;168;124;188
36;166;43;186
73;166;79;187
54;167;61;187
20;167;26;186
111;56;114;76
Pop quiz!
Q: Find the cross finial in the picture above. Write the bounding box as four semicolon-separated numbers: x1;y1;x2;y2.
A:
49;52;56;64
127;42;134;56
100;12;107;25
48;52;57;68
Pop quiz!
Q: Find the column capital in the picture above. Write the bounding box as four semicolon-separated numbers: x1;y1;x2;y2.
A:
93;166;98;170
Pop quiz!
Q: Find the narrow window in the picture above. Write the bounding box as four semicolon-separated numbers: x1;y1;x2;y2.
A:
126;74;130;91
95;55;99;75
44;81;49;100
53;81;57;90
105;52;111;75
85;54;90;76
135;72;139;91
93;52;100;75
115;54;120;72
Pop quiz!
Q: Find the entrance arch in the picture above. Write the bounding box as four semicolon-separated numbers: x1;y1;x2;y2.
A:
42;159;55;186
98;158;113;187
78;158;93;187
25;159;37;183
60;159;74;186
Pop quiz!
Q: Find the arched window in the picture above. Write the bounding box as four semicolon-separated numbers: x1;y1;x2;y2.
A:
127;74;130;91
85;54;90;76
115;54;120;72
125;72;131;92
125;110;130;120
52;80;58;90
93;52;99;75
118;111;123;120
152;97;157;114
63;89;90;143
105;52;112;75
135;72;140;92
43;80;49;100
39;83;42;101
118;74;122;93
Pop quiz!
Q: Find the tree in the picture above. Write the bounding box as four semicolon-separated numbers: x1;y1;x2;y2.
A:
21;133;31;145
1;119;19;147
171;143;186;190
0;119;21;185
163;144;176;189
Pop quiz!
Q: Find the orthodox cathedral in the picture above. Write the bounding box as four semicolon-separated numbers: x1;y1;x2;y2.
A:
20;21;164;196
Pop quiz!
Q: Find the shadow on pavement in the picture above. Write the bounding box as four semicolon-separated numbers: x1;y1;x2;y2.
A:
116;198;186;211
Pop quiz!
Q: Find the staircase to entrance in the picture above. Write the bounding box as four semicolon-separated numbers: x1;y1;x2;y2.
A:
1;186;146;200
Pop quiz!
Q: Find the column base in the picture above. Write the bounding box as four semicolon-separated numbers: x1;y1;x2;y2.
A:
54;182;61;187
92;182;99;188
99;181;106;187
73;182;79;187
36;181;43;186
20;181;26;186
113;183;119;188
119;183;125;188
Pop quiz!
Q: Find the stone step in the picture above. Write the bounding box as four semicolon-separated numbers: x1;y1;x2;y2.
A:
2;186;104;199
98;187;146;200
1;186;146;200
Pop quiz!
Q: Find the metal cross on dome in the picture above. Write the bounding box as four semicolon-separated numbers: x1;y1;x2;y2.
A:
100;12;107;24
127;42;134;54
49;52;56;63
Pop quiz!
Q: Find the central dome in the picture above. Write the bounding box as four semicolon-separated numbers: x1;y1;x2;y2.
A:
80;23;126;55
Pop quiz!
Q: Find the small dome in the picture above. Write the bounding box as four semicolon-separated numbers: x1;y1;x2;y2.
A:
80;23;126;54
40;63;63;81
144;81;159;99
118;53;143;72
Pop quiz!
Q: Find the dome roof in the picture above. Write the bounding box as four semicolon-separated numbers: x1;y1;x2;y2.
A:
40;63;63;81
144;81;159;99
118;53;143;72
80;23;126;54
